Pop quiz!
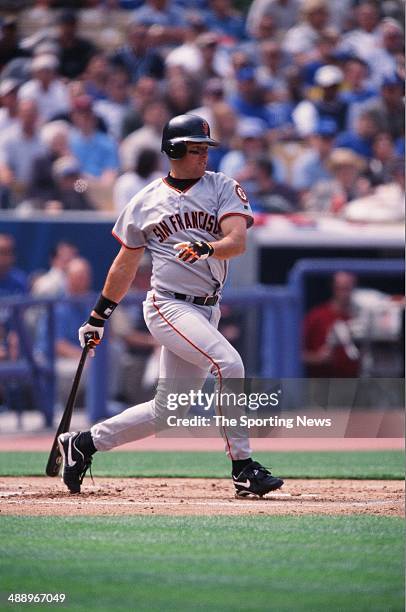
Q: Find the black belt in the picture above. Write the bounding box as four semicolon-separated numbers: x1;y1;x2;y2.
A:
174;293;219;306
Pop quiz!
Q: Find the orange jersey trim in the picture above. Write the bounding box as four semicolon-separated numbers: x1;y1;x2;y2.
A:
218;212;254;228
112;230;146;250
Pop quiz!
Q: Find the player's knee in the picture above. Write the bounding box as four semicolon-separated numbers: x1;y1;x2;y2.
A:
220;349;245;379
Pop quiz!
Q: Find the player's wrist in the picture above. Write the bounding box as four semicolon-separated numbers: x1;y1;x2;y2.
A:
93;294;118;320
87;315;105;327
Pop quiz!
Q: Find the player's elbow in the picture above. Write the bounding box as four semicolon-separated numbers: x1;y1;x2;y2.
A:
234;234;246;256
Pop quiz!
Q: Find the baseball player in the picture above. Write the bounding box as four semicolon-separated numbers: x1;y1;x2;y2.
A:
58;114;284;497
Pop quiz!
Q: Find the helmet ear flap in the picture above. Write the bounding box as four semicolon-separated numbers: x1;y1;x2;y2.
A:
163;141;187;159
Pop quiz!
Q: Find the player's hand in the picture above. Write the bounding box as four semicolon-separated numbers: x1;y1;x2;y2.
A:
78;316;105;357
174;240;214;264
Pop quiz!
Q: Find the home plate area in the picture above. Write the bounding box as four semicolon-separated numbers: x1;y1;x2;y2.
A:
0;477;403;517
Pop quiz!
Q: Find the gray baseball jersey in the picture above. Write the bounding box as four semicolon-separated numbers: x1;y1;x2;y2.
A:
112;171;254;296
91;170;254;461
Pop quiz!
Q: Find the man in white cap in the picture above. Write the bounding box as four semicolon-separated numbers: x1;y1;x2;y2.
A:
292;65;348;136
18;54;69;123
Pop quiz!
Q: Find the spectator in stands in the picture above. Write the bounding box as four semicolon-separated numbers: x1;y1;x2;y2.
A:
266;64;302;134
242;14;279;64
220;117;286;188
120;99;169;171
0;232;30;412
164;12;207;77
121;76;160;138
293;65;348;137
305;148;367;214
94;70;131;140
48;156;95;212
227;66;271;125
0;17;29;72
164;73;201;117
369;18;405;86
132;0;187;46
334;109;378;159
21;0;55;33
359;72;404;141
32;240;78;298
291;118;336;192
207;101;237;171
367;131;399;186
81;53;110;101
340;1;381;65
303;271;360;377
219;116;270;179
0;78;20;132
110;20;165;84
246;0;301;37
18;54;70;124
26;120;71;205
37;257;94;405
70;94;119;184
190;77;225;126
194;32;222;80
0;234;27;296
54;9;96;79
345;156;405;223
0;99;45;201
282;0;330;58
341;56;377;107
113;147;161;213
300;28;341;88
243;156;300;213
255;40;289;96
203;0;246;42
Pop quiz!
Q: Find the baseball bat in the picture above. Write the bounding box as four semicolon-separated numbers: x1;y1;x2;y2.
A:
45;337;95;477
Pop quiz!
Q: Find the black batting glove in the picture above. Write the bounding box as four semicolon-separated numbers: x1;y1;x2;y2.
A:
174;240;214;264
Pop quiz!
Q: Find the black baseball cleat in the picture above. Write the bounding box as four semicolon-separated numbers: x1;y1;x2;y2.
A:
233;461;284;498
58;432;93;494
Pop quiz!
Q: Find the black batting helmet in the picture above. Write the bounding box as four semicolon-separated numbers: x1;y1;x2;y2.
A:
161;114;219;159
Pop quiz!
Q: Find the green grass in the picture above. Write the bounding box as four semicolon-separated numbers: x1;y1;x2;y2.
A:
0;516;403;612
0;450;403;479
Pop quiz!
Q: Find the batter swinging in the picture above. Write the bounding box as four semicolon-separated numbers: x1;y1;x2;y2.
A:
58;114;284;497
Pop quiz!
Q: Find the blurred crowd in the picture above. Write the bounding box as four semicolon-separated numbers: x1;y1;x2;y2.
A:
0;0;402;219
0;1;404;415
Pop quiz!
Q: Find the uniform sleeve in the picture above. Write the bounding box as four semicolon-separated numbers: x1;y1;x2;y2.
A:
216;173;254;229
112;200;147;249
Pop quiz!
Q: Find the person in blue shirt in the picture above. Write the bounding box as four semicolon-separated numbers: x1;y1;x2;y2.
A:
203;0;246;42
132;0;187;46
291;118;337;192
69;95;119;182
340;56;378;106
227;66;272;126
0;233;29;412
0;233;27;297
335;109;378;159
109;21;165;84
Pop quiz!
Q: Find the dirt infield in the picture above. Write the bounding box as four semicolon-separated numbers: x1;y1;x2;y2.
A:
0;477;403;517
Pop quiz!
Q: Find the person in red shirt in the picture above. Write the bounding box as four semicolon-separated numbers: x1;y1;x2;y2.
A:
303;271;360;377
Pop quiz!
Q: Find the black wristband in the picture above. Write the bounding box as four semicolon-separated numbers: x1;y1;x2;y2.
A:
88;315;105;327
93;294;118;319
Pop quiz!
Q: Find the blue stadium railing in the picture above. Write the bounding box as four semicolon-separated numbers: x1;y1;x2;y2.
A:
1;258;403;425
